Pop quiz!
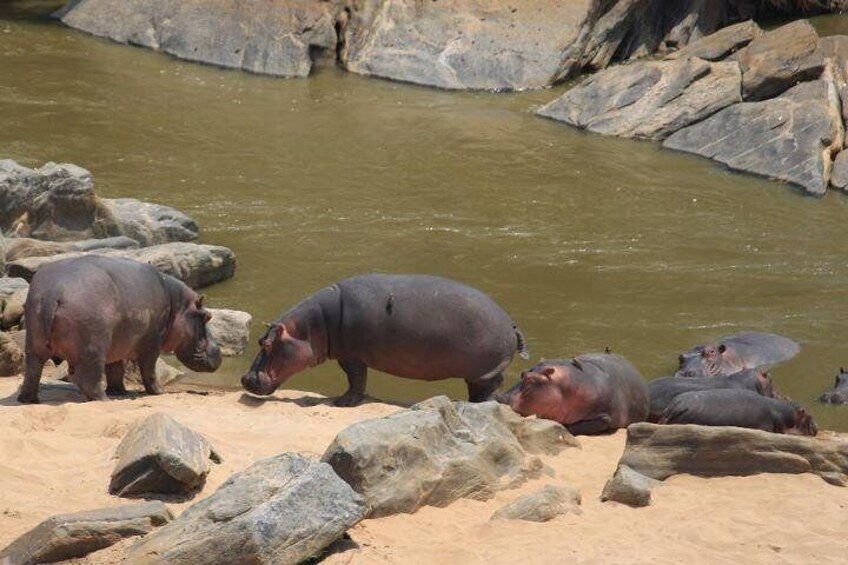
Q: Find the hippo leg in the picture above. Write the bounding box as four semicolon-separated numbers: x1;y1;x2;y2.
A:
566;414;613;436
467;372;504;402
138;352;165;395
105;362;128;396
17;355;46;404
335;359;367;407
74;357;109;401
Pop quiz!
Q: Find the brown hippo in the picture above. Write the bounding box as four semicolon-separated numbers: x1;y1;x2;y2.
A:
241;274;528;406
659;389;817;436
17;255;222;403
675;332;799;378
818;368;848;404
499;353;649;435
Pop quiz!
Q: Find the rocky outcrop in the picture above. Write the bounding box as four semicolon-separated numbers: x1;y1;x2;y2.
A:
322;396;576;518
490;485;581;522
4;236;138;262
127;453;366;565
665;20;761;62
103;199;198;246
600;464;659;507
109;413;222;497
206;308;251;357
0;502;172;565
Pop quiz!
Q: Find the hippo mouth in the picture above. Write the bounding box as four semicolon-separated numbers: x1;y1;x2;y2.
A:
241;370;279;396
178;342;222;373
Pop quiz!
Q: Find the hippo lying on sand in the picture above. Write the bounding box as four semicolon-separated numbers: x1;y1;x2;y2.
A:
499;353;649;435
818;368;848;404
648;369;774;422
241;274;528;406
18;256;221;403
659;389;817;436
676;332;799;378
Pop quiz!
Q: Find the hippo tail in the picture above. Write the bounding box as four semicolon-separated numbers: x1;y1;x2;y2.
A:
515;326;530;360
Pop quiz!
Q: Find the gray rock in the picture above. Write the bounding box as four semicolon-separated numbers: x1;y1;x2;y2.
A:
490;485;581;522
206;308;251;357
737;20;824;101
103;198;198;246
0;278;28;330
6;241;236;289
0;331;24;377
600;464;659;507
538;57;741;140
322;396;575;518
0;502;172;565
831;150;848;190
820;35;848;123
57;0;339;78
126;453;366;565
664;74;845;196
0;160;32;234
666;20;762;62
618;422;848;486
109;412;222;497
4;236;138;263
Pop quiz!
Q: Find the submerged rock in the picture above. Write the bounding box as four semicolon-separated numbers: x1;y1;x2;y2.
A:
490;485;581;522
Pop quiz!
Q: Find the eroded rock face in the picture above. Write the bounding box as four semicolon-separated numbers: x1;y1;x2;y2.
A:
322;396;576;518
126;453;366;565
490;485;581;522
206;308;252;357
666;19;762;62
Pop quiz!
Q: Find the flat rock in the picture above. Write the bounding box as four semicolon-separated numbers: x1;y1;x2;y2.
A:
322;396;576;518
618;422;848;487
109;412;221;497
490;485;581;522
206;308;251;357
4;236;138;262
126;453;366;565
666;20;762;62
0;331;24;377
0;502;171;565
538;57;741;140
103;198;198;246
600;464;659;507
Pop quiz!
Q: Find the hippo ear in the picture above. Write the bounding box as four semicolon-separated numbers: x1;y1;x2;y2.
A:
196;294;205;308
718;344;726;354
276;324;291;339
571;358;583;371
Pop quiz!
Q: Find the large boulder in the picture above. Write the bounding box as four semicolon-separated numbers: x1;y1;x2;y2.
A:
103;198;198;246
206;308;251;357
4;236;138;262
0;502;172;565
537;57;741;140
322;396;576;518
126;453;366;565
109;413;222;497
490;485;581;522
57;0;339;78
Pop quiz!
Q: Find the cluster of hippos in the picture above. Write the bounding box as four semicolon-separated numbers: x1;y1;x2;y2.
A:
14;255;847;436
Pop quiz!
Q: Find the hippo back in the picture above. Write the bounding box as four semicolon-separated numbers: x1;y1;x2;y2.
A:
575;352;649;427
660;389;780;432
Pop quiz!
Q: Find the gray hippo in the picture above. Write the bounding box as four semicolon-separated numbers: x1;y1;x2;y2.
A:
818;368;848;404
676;332;799;378
659;389;817;436
241;274;528;406
498;353;649;435
647;369;774;422
17;255;222;403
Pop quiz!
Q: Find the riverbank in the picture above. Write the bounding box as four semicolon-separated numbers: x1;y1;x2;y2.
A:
1;376;846;564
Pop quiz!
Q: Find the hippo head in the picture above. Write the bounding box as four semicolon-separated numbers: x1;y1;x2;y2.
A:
241;322;314;396
754;370;775;397
676;343;742;378
508;360;582;425
166;294;222;373
788;406;818;437
834;368;848;390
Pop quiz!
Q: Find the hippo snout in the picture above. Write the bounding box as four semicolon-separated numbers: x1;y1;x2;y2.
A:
182;341;222;373
241;371;277;396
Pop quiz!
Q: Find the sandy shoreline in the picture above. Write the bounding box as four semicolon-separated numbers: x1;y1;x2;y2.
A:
1;376;847;564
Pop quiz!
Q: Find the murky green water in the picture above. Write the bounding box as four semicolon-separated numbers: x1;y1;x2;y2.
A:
2;8;848;431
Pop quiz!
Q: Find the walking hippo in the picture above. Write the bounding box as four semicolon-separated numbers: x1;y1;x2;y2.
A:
17;255;222;403
817;368;848;404
659;389;817;436
498;353;649;435
675;332;799;378
647;369;774;422
241;274;528;406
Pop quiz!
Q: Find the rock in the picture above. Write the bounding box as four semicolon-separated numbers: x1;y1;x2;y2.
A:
126;453;366;565
57;357;185;388
6;241;236;289
664;74;845;196
490;485;581;522
103;198;199;246
57;0;339;78
322;396;575;518
538;57;741;140
109;412;222;497
820;35;848;123
831;150;848;190
4;236;138;262
617;422;848;486
0;278;28;330
737;20;824;101
600;464;659;507
0;502;172;565
0;160;33;234
0;234;5;274
206;308;251;357
0;332;24;377
666;20;762;62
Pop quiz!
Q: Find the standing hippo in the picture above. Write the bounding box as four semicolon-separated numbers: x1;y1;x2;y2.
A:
647;369;774;422
17;255;222;403
659;389;817;436
817;368;848;404
499;353;649;435
241;274;528;406
675;332;799;378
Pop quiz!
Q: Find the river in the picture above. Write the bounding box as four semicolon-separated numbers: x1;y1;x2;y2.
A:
2;6;848;431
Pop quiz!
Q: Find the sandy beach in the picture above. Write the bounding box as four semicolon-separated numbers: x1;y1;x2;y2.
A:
1;375;847;565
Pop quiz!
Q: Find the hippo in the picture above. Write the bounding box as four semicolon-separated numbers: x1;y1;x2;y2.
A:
817;368;848;404
498;353;649;435
241;274;528;406
647;369;774;422
659;389;817;436
675;332;799;378
17;255;222;403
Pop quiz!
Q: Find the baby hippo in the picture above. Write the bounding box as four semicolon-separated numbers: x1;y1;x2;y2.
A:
500;353;649;435
18;255;222;403
817;368;848;404
659;389;817;436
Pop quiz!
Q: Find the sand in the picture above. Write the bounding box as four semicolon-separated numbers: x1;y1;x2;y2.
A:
1;375;847;565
